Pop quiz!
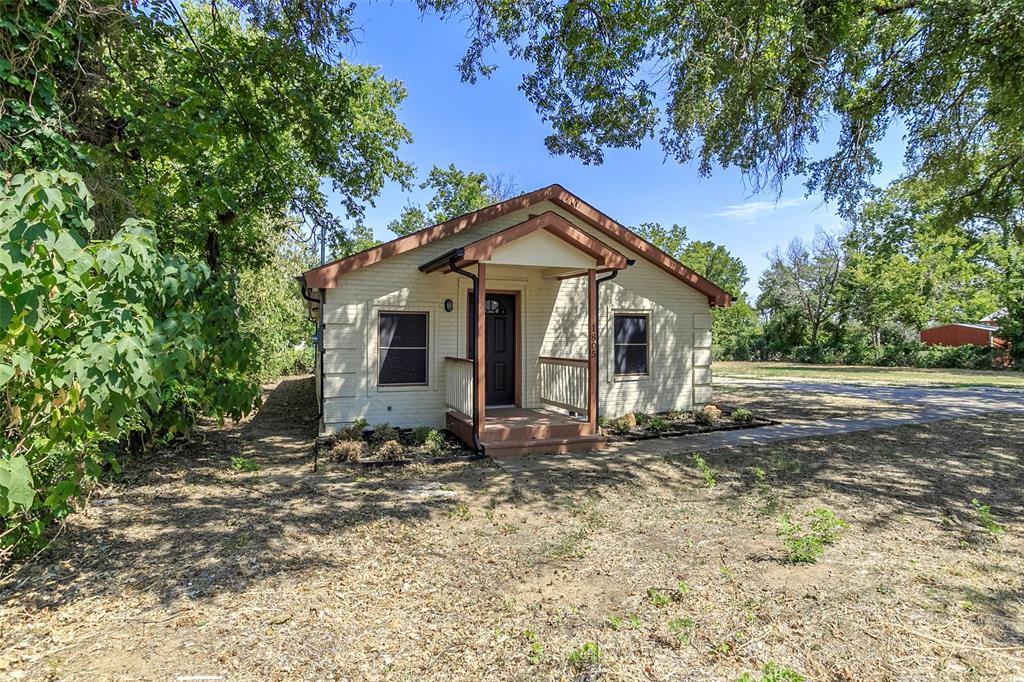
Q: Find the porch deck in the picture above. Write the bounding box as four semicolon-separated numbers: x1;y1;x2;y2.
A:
446;407;606;456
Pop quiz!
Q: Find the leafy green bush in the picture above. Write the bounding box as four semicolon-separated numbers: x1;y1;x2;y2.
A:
1;170;259;557
691;454;717;487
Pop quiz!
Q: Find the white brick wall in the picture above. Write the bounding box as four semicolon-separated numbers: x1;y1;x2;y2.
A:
317;201;714;433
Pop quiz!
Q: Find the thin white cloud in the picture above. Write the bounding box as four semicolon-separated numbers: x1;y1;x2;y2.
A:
706;197;808;222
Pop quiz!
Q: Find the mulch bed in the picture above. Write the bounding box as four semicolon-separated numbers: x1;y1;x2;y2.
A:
604;407;775;441
317;427;477;468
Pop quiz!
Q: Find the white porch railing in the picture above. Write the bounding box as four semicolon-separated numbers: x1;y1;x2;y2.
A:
445;356;474;416
538;356;589;414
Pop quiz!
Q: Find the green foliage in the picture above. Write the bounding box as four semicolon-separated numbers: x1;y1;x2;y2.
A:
236;228;316;381
738;662;804;682
1;170;259;554
732;408;755;424
668;616;694;644
424;0;1024;241
691;454;717;488
522;628;543;665
230;457;260;472
970;499;1005;536
646;588;671;607
369;422;400;447
566;641;601;669
778;509;849;564
647;416;670;433
388;164;509;236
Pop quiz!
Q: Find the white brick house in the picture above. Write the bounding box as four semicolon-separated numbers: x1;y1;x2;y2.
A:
300;185;732;455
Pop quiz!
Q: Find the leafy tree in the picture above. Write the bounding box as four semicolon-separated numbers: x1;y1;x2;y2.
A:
679;241;749;297
760;231;844;351
388;164;514;236
633;223;689;262
420;0;1024;235
92;2;412;270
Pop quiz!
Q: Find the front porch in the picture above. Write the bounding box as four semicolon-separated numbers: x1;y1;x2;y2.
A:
422;211;629;456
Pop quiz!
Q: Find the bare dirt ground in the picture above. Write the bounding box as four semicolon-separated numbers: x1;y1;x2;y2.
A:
2;376;1022;681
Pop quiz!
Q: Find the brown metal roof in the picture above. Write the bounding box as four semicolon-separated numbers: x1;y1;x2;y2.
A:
302;184;733;306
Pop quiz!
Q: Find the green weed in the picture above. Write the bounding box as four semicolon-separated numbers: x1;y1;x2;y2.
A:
738;661;804;681
566;641;601;669
230;456;259;472
522;628;544;665
778;508;848;563
692;454;717;488
970;498;1005;536
647;587;672;607
668;616;694;643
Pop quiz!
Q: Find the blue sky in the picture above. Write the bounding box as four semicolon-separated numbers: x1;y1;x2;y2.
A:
327;2;908;298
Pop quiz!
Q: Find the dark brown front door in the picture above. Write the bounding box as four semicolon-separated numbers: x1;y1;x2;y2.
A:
469;292;517;406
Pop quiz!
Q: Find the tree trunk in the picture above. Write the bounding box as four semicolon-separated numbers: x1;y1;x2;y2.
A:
205;229;220;271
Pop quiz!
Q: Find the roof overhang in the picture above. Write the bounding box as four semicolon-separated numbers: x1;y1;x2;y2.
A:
302;184;733;306
418;211;629;274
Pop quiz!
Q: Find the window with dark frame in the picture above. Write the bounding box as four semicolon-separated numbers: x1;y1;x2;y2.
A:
378;312;428;386
613;313;649;375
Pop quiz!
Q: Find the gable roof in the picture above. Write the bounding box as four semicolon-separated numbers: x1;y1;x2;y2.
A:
302;184;733;306
418;211;630;274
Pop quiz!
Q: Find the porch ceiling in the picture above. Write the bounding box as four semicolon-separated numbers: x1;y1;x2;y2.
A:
418;211;630;274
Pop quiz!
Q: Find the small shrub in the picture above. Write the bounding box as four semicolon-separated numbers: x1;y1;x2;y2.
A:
408;426;433;445
694;404;722;426
778;508;848;563
422;429;446;456
809;508;849;544
330;439;364;462
369;422;400;446
633;411;652;427
340;417;368;441
230;456;259;472
376;439;406;460
647;587;671;607
692;454;717;488
970;498;1005;536
566;641;601;669
647;416;671;433
732;407;755;423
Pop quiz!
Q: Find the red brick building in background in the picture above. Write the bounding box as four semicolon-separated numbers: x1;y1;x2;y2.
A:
920;323;1007;348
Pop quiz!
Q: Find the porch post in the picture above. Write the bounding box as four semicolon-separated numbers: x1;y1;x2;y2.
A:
475;263;487;443
587;268;598;435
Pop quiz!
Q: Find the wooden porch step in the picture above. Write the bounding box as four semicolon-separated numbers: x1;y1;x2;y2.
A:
482;434;606;457
446;407;607;456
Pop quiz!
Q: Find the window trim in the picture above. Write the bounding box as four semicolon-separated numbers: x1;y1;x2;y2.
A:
377;310;430;387
611;311;651;378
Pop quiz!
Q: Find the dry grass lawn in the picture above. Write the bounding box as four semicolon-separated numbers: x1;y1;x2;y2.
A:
2;377;1022;681
715;361;1024;389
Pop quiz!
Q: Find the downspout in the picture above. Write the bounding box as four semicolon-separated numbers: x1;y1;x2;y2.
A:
447;253;484;455
594;259;634;420
299;277;325;424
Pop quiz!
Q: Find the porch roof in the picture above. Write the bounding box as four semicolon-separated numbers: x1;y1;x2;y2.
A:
418;211;630;275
